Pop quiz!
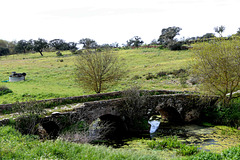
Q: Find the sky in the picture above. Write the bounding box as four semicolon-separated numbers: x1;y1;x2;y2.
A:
0;0;240;45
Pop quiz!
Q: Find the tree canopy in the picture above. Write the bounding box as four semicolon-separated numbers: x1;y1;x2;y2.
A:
15;40;29;53
191;37;240;106
79;38;98;49
33;38;49;56
75;49;125;93
126;36;144;48
214;25;225;37
158;26;182;46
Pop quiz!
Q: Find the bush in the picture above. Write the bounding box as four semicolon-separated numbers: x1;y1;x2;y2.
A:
12;100;47;135
201;100;240;127
146;73;157;80
158;45;164;49
56;51;63;56
120;86;150;129
0;86;13;96
170;69;187;77
70;49;77;54
168;41;184;51
156;71;167;77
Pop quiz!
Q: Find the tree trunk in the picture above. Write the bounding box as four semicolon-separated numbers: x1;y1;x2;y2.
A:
39;51;43;56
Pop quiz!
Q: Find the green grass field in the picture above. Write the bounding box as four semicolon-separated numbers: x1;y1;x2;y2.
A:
0;48;194;104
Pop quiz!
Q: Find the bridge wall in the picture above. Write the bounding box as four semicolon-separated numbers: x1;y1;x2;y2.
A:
0;93;218;132
43;94;218;126
0;90;188;114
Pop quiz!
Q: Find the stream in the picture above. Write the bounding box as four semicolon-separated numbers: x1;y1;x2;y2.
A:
93;121;240;153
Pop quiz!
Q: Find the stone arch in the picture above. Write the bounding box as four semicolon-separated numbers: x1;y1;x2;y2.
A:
157;107;183;123
41;120;60;139
93;114;128;139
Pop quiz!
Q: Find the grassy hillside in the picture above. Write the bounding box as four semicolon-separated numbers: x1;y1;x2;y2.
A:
0;48;194;104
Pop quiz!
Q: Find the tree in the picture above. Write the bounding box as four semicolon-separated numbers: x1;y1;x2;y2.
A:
120;86;150;128
0;39;16;55
0;47;9;56
110;42;119;48
79;38;98;49
26;39;34;52
68;42;78;50
201;33;215;39
33;38;48;56
150;39;158;45
191;37;240;106
214;25;225;37
0;39;8;48
15;40;28;53
75;49;125;93
49;39;66;50
126;36;144;48
158;26;182;47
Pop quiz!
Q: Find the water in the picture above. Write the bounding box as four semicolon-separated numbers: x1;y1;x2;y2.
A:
94;122;240;153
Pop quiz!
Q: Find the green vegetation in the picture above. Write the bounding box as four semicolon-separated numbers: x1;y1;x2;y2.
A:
0;126;160;160
0;48;193;104
191;37;240;106
188;145;240;160
0;86;12;96
1;40;240;159
202;98;240;128
1;126;240;160
75;49;125;93
147;136;199;156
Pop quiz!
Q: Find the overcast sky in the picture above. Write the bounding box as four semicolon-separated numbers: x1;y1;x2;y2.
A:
1;0;239;45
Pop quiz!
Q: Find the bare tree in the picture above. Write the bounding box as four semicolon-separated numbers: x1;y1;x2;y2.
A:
75;49;125;93
120;86;150;128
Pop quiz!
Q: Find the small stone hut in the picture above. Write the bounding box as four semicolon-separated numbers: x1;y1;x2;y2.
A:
9;72;26;82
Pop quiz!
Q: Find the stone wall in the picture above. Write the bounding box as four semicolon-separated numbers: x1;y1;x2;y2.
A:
0;93;218;134
0;90;188;114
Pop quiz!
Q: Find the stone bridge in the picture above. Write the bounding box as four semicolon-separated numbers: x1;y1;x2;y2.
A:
0;90;218;137
41;93;218;132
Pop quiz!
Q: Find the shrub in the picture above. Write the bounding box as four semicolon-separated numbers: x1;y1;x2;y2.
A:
12;100;47;135
201;101;240;128
56;51;63;56
158;45;164;49
156;71;167;77
168;41;184;51
146;73;156;80
0;86;13;96
120;86;150;129
170;69;187;77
